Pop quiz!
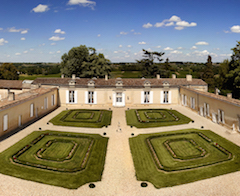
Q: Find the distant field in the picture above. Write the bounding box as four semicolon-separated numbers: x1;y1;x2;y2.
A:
19;73;61;80
110;71;142;78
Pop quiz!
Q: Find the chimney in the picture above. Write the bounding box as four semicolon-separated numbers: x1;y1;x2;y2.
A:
215;88;220;95
72;74;76;80
105;74;108;81
186;74;192;81
227;93;232;99
61;74;64;78
8;92;15;101
157;74;160;79
172;74;176;79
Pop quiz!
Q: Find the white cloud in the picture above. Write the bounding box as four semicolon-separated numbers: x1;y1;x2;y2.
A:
224;30;230;33
23;51;28;54
97;34;101;37
21;30;28;34
51;43;56;45
177;47;183;50
57;51;61;54
49;36;65;41
49;51;54;54
165;22;174;26
156;45;161;48
170;50;182;54
0;38;8;45
220;54;232;57
54;29;65;34
127;45;132;48
0;28;3;31
143;23;153;28
32;4;49;13
30;48;34;51
193;50;209;56
138;41;146;45
176;21;197;27
169;15;181;22
114;51;118;54
8;27;21;32
120;31;128;35
154;22;165;28
164;47;173;51
21;37;25;41
134;32;141;35
195;41;209;45
230;25;240;33
68;0;96;9
175;26;184;30
191;46;197;50
15;53;21;56
119;45;122;48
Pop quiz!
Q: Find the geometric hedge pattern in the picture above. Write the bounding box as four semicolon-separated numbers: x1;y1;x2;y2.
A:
147;131;233;171
11;132;94;172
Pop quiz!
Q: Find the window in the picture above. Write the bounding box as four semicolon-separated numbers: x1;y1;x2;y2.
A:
163;91;169;103
88;91;94;103
18;115;22;127
44;97;48;109
3;114;8;131
190;97;195;109
51;94;55;106
30;103;34;117
116;92;122;103
69;90;75;103
218;109;225;124
144;91;150;103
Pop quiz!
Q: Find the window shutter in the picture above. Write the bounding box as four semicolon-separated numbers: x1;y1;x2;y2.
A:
74;90;78;104
184;95;187;106
160;91;164;104
85;91;88;104
207;104;209;116
94;91;97;104
66;90;69;104
122;93;125;106
168;91;172;104
181;94;184;105
204;103;206;117
193;98;195;109
150;91;153;104
113;93;116;106
141;91;144;104
222;111;225;123
3;115;8;131
218;109;221;123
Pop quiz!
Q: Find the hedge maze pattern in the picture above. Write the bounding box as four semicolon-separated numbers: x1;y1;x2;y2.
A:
146;131;233;172
11;132;94;172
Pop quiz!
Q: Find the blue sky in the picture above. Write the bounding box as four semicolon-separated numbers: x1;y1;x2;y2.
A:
0;0;239;63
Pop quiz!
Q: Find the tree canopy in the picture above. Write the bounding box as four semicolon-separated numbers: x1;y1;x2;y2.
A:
137;49;165;77
202;55;215;90
60;45;111;78
0;63;19;80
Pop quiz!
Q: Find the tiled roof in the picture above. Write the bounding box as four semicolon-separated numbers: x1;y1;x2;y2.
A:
0;80;23;89
181;86;240;107
33;77;207;88
0;87;57;111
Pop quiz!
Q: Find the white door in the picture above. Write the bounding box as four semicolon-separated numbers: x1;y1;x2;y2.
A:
114;92;125;107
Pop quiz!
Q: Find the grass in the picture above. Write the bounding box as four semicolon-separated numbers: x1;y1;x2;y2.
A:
0;130;109;189
110;71;142;78
126;109;192;128
129;129;240;188
50;109;112;128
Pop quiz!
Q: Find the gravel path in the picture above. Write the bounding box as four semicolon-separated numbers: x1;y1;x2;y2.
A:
0;105;240;196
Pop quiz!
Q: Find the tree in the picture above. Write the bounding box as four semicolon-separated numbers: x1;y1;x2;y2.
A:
0;63;19;80
60;45;111;78
137;49;165;77
202;55;215;90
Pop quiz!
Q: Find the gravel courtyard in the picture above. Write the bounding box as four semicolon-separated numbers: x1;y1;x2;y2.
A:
0;105;240;196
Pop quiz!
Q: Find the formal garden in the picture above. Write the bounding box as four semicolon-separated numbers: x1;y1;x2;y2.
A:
50;109;112;128
126;109;192;128
0;130;108;189
129;128;240;188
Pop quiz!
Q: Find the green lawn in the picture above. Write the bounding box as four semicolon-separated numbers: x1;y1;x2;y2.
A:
129;129;240;188
50;109;112;128
126;109;192;128
0;131;108;189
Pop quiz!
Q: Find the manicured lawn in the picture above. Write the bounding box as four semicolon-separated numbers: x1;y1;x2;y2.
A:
0;131;109;189
129;129;240;188
50;109;112;128
126;109;192;128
